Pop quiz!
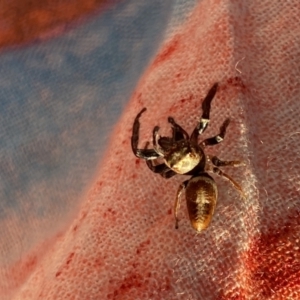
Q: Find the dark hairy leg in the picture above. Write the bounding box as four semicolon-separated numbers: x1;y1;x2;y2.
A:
152;116;188;151
210;156;245;168
144;141;177;178
168;117;189;141
200;118;230;147
190;82;219;143
131;107;160;160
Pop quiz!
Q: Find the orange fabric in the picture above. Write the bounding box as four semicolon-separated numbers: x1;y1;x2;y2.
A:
0;0;111;47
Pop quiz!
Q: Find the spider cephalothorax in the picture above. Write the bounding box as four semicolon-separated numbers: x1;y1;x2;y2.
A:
131;83;245;232
157;139;205;174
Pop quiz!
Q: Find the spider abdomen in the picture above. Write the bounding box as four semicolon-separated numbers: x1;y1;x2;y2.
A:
185;174;218;232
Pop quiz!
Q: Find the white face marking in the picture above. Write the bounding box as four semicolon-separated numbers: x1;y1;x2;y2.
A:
168;152;201;174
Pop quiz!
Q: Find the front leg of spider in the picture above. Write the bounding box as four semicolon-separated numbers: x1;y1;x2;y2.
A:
143;142;177;179
131;108;160;160
168;117;189;141
154;117;188;150
131;111;176;177
190;82;218;143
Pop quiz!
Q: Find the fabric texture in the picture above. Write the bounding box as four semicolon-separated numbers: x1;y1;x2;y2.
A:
1;0;300;299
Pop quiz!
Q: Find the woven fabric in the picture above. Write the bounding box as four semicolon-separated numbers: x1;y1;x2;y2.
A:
1;0;300;299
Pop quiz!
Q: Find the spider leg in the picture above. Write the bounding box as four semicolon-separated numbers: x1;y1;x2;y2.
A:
190;82;219;142
144;141;177;178
152;126;165;156
209;156;245;168
157;117;188;149
168;117;189;141
156;137;172;149
200;118;230;147
146;160;177;178
209;166;246;199
174;180;188;229
131;108;160;160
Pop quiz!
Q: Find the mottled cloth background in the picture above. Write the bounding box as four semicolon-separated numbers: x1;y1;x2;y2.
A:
0;0;299;299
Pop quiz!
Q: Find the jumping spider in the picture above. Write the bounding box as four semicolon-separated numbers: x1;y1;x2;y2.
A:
131;83;245;232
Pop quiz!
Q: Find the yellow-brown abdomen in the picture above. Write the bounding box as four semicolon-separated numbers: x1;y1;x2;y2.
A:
185;174;218;232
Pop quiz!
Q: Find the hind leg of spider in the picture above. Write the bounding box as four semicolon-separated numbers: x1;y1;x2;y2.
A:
210;166;246;199
200;118;230;148
174;181;188;229
131;108;160;160
209;156;245;168
190;83;219;143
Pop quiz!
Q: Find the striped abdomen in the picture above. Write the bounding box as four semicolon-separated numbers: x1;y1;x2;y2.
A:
185;174;218;232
